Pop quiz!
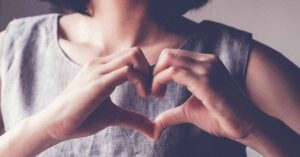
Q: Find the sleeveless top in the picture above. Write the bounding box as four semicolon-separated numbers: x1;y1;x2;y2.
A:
0;14;253;157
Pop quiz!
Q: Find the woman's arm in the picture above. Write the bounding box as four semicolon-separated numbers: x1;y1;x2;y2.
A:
0;116;58;156
0;30;54;156
246;40;300;134
152;46;300;157
240;40;300;156
0;35;155;156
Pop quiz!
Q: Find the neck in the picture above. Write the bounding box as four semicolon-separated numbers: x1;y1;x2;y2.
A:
81;0;168;53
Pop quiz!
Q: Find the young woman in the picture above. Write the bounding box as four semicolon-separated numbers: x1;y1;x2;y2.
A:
0;0;299;156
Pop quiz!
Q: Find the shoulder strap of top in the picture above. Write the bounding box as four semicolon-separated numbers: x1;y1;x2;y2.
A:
0;14;58;80
182;20;253;90
1;16;252;90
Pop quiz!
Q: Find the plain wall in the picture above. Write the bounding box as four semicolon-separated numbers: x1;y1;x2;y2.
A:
1;0;299;157
0;0;53;29
185;0;300;66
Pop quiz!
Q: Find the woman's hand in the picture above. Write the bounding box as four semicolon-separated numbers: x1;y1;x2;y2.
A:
152;49;259;141
35;47;155;142
0;47;159;157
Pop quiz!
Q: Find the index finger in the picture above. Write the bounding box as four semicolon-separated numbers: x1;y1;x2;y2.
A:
105;47;150;73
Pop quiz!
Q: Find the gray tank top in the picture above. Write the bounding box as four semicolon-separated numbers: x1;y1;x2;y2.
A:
0;14;252;157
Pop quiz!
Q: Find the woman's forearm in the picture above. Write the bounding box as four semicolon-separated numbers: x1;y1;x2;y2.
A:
0;116;58;157
237;116;300;157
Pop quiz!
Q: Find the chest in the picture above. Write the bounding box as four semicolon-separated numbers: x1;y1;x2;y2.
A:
57;35;187;67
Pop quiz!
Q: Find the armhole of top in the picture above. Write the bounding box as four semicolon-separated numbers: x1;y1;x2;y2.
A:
231;28;253;90
0;30;6;81
199;20;254;90
0;27;7;134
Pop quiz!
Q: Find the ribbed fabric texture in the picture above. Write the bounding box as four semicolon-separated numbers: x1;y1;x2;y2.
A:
0;14;252;157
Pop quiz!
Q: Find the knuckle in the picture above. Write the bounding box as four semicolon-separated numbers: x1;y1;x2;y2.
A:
162;50;176;60
169;67;178;75
166;52;175;58
131;46;142;52
194;64;210;76
129;47;142;57
199;55;221;75
123;65;133;74
162;49;174;57
163;48;172;55
203;64;213;75
161;48;170;54
158;49;175;65
206;54;219;62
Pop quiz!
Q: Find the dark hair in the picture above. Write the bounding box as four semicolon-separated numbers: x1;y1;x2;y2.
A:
46;0;208;16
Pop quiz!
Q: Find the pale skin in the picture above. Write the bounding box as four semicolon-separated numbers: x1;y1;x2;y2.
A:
0;0;299;156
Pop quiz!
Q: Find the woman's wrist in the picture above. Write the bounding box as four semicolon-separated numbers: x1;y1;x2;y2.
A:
236;114;298;157
0;116;59;157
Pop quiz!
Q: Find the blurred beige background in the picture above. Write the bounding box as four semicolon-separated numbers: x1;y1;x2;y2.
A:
0;0;299;157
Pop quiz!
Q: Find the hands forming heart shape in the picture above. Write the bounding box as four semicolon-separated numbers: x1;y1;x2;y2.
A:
40;47;260;144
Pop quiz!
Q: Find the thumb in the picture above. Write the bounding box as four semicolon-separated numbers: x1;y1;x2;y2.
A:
154;103;189;140
111;105;156;140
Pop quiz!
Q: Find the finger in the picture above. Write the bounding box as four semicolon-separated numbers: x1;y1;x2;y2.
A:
152;67;201;96
151;67;177;98
154;67;239;115
154;96;209;140
110;105;156;140
151;51;175;97
153;49;172;76
84;50;127;68
97;49;127;64
102;65;148;97
151;49;199;97
159;49;213;62
154;104;188;140
170;55;209;76
99;47;151;78
153;49;197;75
152;50;203;97
72;98;155;139
153;49;212;76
